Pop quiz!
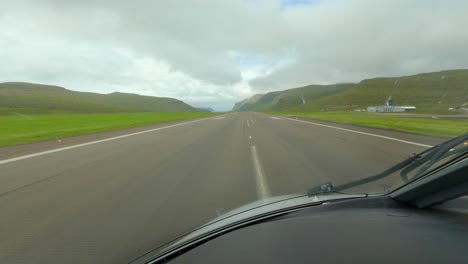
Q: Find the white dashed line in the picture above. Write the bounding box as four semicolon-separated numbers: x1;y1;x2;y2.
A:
251;145;271;199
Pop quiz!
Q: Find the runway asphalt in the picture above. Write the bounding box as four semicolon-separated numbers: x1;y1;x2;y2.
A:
0;112;447;263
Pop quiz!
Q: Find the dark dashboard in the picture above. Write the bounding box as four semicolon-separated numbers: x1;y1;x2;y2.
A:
167;196;468;264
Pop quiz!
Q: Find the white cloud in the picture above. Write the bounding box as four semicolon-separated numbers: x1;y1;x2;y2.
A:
1;0;467;111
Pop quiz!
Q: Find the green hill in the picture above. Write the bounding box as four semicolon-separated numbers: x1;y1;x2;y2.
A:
232;94;264;111
234;69;468;114
93;92;198;112
232;84;354;112
0;82;204;113
297;69;468;113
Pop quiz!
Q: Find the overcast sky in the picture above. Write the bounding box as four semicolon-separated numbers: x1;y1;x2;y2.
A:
1;0;467;111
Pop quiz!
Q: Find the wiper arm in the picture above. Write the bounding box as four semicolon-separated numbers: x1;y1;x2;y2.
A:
332;133;468;193
331;152;424;192
307;155;421;196
307;182;334;196
400;133;468;180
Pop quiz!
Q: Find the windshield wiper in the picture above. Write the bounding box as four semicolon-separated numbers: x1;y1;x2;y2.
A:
322;133;468;193
307;182;368;200
307;182;335;196
331;152;425;193
307;154;426;196
400;134;468;180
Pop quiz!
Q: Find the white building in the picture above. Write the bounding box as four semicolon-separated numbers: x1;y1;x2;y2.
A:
367;96;416;113
367;106;405;113
399;106;417;110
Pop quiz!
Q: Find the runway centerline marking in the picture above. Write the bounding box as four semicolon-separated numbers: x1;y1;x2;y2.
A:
251;145;271;199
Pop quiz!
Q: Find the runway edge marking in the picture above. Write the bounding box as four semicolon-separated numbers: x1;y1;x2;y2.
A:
0;116;220;165
284;117;433;148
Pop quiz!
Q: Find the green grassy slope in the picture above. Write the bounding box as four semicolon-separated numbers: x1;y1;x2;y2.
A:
232;94;264;111
0;83;119;112
275;112;467;138
234;69;468;114
233;84;354;112
0;112;217;147
295;69;468;113
92;92;198;112
0;82;204;112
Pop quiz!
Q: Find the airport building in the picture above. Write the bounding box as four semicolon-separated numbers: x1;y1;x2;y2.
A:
367;96;416;113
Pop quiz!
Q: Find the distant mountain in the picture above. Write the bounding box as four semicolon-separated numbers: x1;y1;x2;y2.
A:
232;84;354;112
232;94;264;111
233;69;468;114
296;69;468;113
0;82;205;112
196;107;215;112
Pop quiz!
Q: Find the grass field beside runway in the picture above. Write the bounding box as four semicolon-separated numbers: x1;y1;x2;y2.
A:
0;111;218;147
274;112;468;137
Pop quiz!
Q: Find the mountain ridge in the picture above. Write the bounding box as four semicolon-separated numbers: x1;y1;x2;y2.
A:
233;69;468;113
0;82;204;112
